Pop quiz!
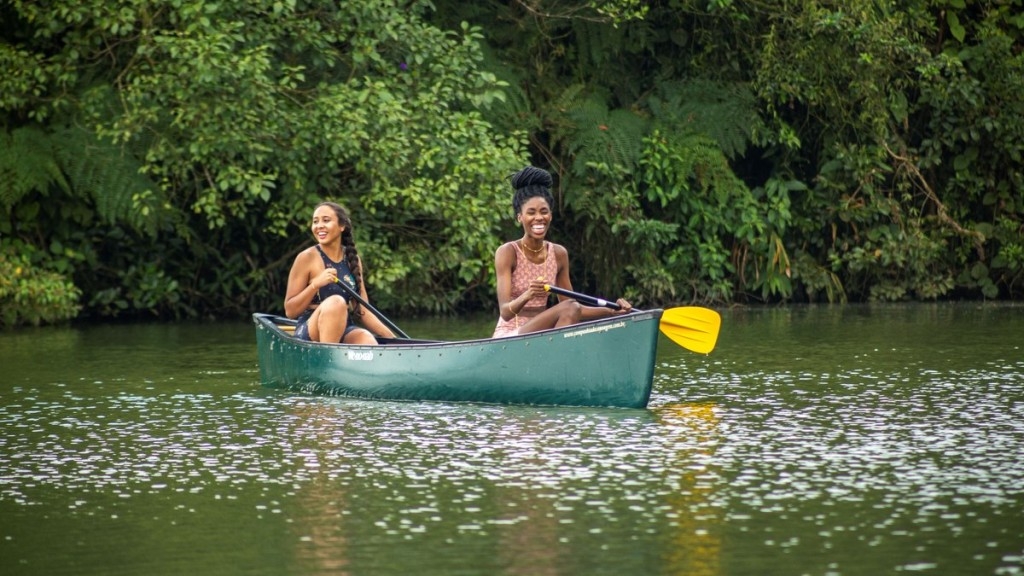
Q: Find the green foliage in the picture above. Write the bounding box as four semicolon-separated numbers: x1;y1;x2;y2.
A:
0;122;161;230
989;217;1024;297
58;124;161;229
755;2;932;145
840;225;955;302
0;126;69;209
0;239;82;327
811;143;958;301
646;80;764;160
555;89;648;178
791;251;846;303
3;0;525;320
88;261;182;317
749;0;1024;302
0;25;79;121
560;161;677;305
638;130;776;303
587;0;649;24
472;46;538;137
4;0;1024;323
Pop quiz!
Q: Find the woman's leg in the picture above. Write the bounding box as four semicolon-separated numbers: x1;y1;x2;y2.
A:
308;295;349;342
342;327;379;345
517;299;582;335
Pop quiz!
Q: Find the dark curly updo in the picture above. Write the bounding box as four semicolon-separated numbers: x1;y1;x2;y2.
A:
510;166;555;217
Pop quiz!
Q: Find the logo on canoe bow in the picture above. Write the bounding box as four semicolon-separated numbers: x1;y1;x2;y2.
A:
347;350;374;361
563;321;626;339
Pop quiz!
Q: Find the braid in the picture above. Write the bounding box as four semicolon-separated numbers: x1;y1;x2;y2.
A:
318;201;364;317
340;227;363;317
510;166;555;216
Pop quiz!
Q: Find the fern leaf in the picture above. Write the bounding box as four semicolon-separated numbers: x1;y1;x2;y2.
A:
52;124;158;228
559;93;648;175
478;45;537;135
648;79;762;159
0;126;69;210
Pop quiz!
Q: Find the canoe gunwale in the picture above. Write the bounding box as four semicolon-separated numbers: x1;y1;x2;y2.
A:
253;311;664;349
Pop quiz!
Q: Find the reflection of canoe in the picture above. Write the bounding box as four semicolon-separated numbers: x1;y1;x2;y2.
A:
252;309;664;408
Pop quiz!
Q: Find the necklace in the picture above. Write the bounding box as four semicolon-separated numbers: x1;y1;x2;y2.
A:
520;240;546;255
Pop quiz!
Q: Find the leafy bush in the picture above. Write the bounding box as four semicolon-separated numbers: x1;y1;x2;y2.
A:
0;240;81;327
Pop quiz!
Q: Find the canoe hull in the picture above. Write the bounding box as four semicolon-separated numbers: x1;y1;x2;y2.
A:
253;310;663;408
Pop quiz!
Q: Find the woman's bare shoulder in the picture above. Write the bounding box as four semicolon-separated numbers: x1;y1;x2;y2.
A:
495;241;518;257
291;246;320;267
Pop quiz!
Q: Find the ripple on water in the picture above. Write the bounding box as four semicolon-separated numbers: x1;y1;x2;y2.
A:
1;351;1023;575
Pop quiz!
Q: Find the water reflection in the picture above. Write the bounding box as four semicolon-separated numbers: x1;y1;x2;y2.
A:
652;403;721;576
650;305;1024;575
256;397;742;575
1;306;1023;575
286;402;352;575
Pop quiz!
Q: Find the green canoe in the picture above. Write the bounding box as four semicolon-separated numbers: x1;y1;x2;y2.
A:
253;309;664;408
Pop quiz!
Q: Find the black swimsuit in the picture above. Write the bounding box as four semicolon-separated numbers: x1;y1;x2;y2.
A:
294;246;360;341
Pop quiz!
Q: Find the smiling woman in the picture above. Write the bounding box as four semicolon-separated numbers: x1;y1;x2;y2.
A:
492;166;633;338
283;201;395;344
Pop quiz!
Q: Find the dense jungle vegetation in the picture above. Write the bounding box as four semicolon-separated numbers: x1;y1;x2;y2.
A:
2;0;1022;327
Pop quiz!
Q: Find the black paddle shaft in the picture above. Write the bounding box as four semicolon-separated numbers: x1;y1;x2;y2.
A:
333;279;410;339
545;284;622;310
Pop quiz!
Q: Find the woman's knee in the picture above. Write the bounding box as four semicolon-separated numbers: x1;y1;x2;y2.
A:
318;295;349;317
543;299;581;328
558;299;582;322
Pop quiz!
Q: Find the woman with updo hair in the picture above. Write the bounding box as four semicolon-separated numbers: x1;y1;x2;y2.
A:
284;201;395;344
492;166;631;338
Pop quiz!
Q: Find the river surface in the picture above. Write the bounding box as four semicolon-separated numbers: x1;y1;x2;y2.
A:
1;303;1022;576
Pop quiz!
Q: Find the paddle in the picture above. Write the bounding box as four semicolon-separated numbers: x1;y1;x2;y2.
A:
544;284;721;354
333;278;411;339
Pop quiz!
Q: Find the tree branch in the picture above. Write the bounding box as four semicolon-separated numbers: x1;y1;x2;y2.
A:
881;139;985;260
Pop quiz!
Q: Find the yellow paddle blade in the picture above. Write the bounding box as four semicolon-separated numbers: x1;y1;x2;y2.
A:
659;307;721;354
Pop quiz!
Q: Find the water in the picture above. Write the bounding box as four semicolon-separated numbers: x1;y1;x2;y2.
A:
1;304;1022;575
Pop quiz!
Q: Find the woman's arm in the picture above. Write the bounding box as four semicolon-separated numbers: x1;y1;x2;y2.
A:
551;244;630;319
284;250;334;319
284;251;315;319
579;301;630;320
550;244;574;302
496;243;541;321
495;243;517;321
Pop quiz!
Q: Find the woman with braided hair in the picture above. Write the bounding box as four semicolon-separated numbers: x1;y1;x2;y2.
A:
493;166;631;338
284;201;395;344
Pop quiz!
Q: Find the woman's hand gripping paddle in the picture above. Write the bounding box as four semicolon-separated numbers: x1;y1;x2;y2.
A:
544;285;721;354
